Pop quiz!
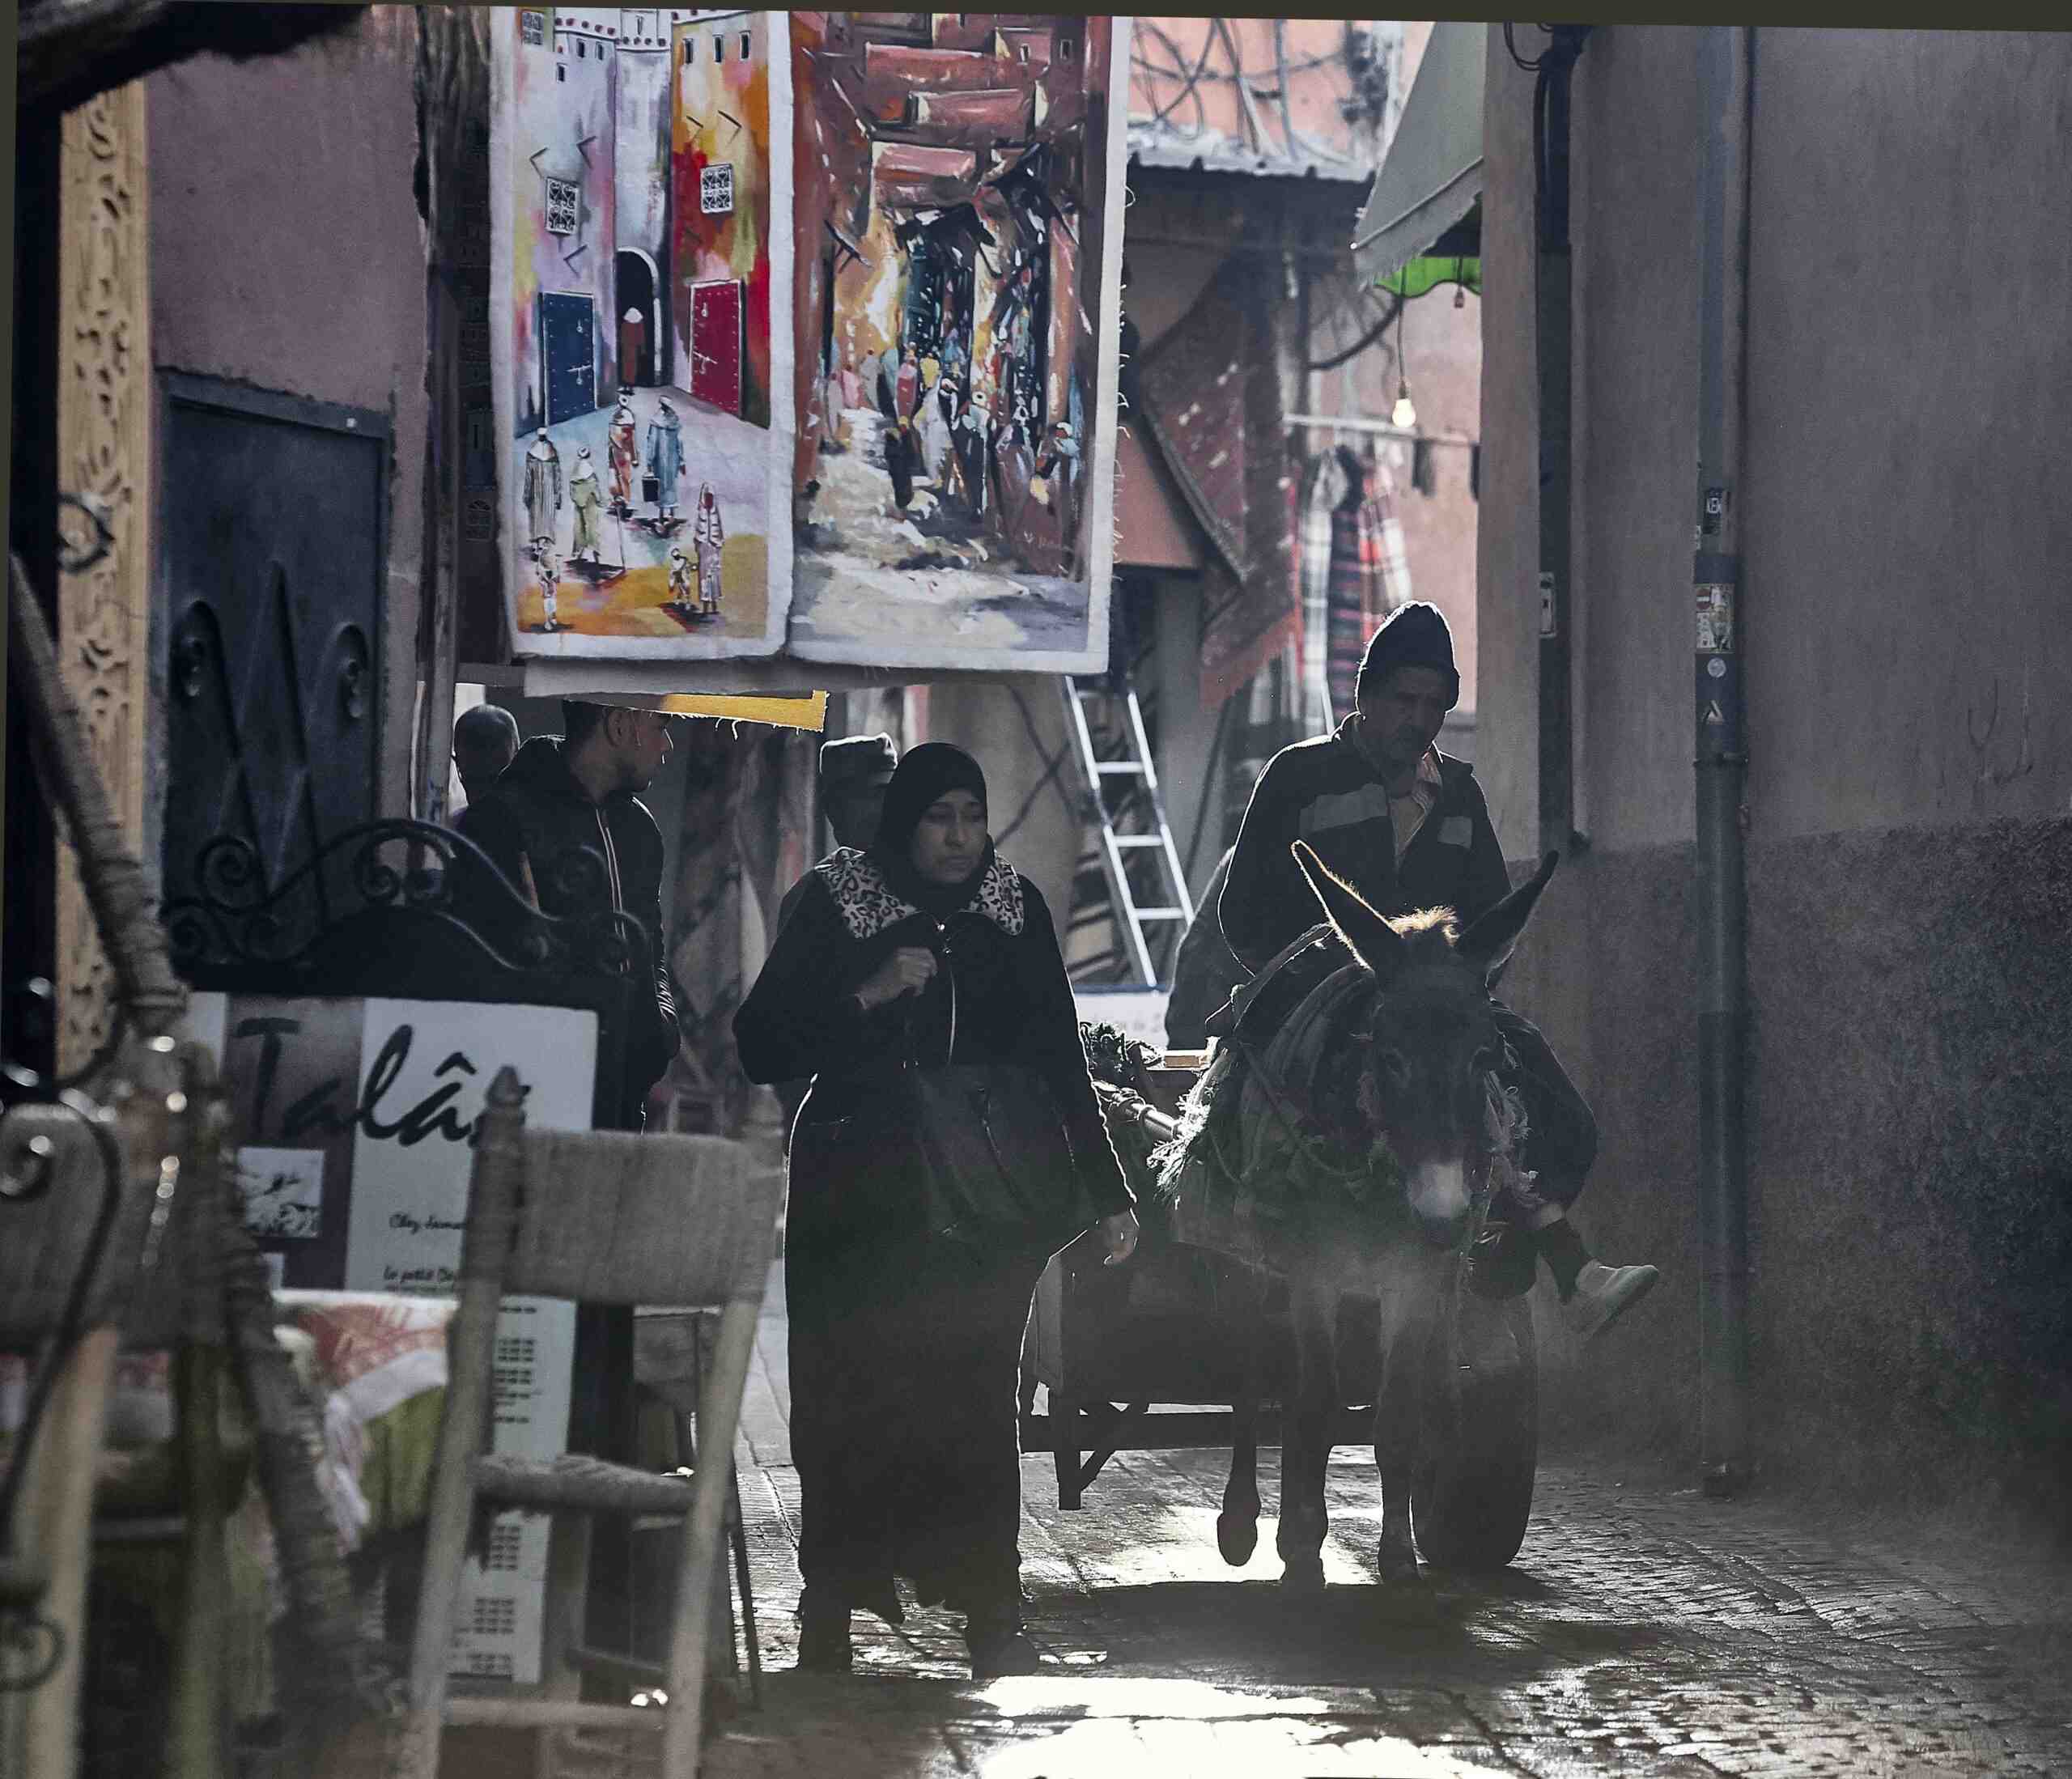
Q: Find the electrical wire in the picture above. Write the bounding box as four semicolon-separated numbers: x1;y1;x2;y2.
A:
1505;23;1555;73
1304;290;1403;374
992;682;1074;849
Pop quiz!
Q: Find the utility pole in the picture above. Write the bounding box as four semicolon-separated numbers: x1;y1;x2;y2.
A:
1692;24;1755;1498
1534;26;1590;861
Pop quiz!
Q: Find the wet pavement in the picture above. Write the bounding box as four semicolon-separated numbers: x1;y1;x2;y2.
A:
697;1266;2072;1777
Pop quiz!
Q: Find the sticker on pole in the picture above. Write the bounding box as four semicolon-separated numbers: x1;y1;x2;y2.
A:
1539;571;1558;639
1696;584;1734;653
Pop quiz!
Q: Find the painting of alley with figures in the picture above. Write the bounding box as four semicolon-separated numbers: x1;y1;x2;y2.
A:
496;6;787;656
788;11;1125;669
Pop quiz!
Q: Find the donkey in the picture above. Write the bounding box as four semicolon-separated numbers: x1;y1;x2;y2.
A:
1170;839;1556;1590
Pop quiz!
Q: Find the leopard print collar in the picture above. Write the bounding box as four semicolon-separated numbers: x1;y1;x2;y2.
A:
813;847;1025;941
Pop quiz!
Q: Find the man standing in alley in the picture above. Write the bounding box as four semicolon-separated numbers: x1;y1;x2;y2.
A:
569;446;605;566
454;699;683;1652
607;393;639;516
456;699;681;1133
524;427;562;548
693;483;725;617
647;398;686;526
449;702;519;817
1221;601;1658;1340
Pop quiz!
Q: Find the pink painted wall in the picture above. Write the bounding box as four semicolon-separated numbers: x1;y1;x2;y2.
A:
508;9;618;432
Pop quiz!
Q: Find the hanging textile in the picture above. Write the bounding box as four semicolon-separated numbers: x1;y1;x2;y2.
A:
1135;259;1299;709
1296;448;1349;734
1324;444;1414;720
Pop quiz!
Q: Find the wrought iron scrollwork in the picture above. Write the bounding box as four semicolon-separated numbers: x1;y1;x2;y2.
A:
161;817;654;985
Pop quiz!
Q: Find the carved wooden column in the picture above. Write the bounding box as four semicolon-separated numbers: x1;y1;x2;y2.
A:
56;83;151;1076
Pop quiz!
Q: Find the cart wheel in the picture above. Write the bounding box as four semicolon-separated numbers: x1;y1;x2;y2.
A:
1410;1295;1538;1571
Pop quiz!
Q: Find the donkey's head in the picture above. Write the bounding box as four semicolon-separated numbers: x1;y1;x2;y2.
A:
1293;841;1558;1249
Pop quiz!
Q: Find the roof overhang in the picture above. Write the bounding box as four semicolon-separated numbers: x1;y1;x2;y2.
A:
1351;21;1486;289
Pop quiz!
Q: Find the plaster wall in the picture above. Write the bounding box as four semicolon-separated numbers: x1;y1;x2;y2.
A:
146;6;429;820
669;11;773;427
614;43;673;280
1478;23;2072;1522
1741;28;2072;842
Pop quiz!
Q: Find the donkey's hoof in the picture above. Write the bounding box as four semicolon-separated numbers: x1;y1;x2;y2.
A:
1376;1536;1423;1585
1279;1552;1327;1593
1216;1511;1260;1567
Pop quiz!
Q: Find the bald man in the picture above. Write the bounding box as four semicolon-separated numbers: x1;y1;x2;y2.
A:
452;703;520;816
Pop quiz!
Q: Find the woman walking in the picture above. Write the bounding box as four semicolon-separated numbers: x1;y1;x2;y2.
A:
735;744;1139;1678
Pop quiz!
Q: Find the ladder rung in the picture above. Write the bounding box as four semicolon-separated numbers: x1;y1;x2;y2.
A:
1132;908;1187;921
1110;835;1163;848
1095;762;1145;775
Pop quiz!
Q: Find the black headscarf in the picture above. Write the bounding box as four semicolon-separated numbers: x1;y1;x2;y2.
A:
868;742;993;920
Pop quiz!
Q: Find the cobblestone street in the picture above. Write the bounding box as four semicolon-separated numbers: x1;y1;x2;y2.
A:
701;1271;2072;1777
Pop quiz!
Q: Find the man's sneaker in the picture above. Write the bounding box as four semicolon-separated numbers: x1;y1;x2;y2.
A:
1561;1259;1659;1343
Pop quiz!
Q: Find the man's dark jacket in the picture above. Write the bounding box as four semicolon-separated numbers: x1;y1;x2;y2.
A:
1166;847;1246;1051
1220;720;1510;973
455;737;680;1130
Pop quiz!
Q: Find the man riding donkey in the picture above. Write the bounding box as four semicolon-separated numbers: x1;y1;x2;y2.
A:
1217;601;1658;1340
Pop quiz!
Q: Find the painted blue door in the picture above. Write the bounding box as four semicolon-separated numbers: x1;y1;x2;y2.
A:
541;291;597;426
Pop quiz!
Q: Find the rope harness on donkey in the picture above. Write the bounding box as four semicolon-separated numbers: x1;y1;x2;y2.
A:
1147;957;1534;1283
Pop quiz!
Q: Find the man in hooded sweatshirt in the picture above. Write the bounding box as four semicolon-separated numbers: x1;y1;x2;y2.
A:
454;698;683;1650
1221;602;1658;1342
456;698;681;1132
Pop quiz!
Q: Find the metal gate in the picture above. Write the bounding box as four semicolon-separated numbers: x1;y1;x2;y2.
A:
540;290;597;426
159;374;385;927
688;278;744;416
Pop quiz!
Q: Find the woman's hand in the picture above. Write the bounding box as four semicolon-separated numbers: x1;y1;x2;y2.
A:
853;945;937;1011
1096;1209;1140;1267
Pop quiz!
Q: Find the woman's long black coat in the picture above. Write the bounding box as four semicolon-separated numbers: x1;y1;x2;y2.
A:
735;847;1134;1251
733;847;1133;1606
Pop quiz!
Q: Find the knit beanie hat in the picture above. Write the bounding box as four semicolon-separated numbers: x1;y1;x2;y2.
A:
1354;601;1460;710
818;732;898;794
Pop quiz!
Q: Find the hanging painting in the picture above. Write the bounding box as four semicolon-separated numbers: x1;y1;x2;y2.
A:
491;6;794;659
786;13;1129;672
495;11;1130;679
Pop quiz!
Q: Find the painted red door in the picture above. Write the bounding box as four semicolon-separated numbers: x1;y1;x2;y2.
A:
688;278;744;417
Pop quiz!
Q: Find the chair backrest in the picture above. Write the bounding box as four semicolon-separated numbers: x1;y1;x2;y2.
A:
0;1077;200;1352
507;1125;779;1310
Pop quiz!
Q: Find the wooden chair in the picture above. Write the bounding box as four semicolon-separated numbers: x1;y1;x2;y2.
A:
397;1066;783;1779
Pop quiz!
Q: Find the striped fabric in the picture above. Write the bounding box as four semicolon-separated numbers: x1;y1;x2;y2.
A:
1302;446;1415;724
1296;452;1339;735
1336;454;1413;716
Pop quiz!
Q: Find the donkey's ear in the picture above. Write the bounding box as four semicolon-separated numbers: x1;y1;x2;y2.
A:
1456;851;1559;987
1293;840;1408;981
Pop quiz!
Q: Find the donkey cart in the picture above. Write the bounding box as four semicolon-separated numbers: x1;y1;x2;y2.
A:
1020;1037;1541;1576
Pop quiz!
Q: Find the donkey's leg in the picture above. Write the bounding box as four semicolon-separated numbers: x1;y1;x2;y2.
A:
1217;1263;1264;1566
1372;1254;1450;1584
1276;1273;1340;1591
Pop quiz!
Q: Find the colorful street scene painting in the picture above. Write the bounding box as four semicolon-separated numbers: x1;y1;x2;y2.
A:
492;6;792;659
786;13;1128;672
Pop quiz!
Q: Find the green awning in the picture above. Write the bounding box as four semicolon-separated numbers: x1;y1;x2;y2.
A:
1379;252;1480;301
1352;22;1486;290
